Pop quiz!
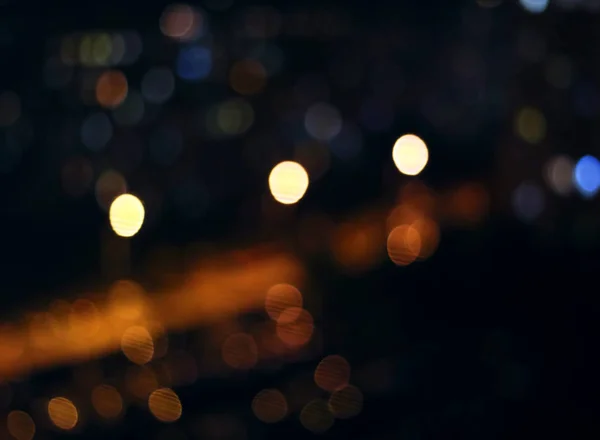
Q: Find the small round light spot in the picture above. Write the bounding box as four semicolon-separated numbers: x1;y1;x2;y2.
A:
251;389;288;423
148;388;182;423
109;193;145;237
48;397;78;430
268;161;309;205
121;325;154;365
392;134;429;176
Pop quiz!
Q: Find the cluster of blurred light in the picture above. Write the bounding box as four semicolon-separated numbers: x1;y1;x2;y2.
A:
268;161;310;205
392;134;429;176
519;0;549;13
109;193;145;237
61;32;142;66
160;4;204;41
263;283;314;348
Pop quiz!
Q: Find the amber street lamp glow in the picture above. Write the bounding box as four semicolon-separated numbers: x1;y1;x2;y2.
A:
392;134;429;176
109;193;145;237
268;161;309;205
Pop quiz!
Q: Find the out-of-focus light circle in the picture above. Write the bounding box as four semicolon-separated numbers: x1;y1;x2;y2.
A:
265;284;303;322
176;46;212;81
160;4;203;41
392;134;429;176
387;225;421;265
221;333;258;370
230;59;267;95
268;161;309;205
141;67;175;104
574;155;600;198
109;193;145;237
515;107;546;144
519;0;549;13
512;182;544;222
48;397;78;430
81;112;113;151
276;308;314;347
300;399;334;434
112;90;145;126
148;388;182;423
96;169;127;211
7;410;35;440
121;325;154;364
328;385;363;419
314;355;351;392
544;155;574;196
96;70;128;108
252;389;288;423
92;385;123;419
304;103;342;141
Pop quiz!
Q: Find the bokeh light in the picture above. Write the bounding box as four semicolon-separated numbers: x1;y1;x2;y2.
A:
48;397;78;430
392;134;429;176
176;46;212;81
148;388;182;423
519;0;549;13
7;410;35;440
109;193;145;237
512;182;545;222
328;385;363;419
573;155;600;198
265;283;303;322
544;155;574;195
251;389;288;423
221;333;258;369
160;4;203;41
268;161;310;205
96;70;128;108
121;325;154;365
304;103;342;141
314;355;351;392
300;399;334;434
230;59;267;95
515;107;546;144
276;307;314;347
387;225;421;266
92;385;123;420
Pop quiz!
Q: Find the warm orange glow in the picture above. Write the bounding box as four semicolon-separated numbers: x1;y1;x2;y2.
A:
265;283;303;322
276;307;314;347
251;389;288;423
148;388;182;422
48;397;78;430
328;385;363;419
445;183;489;225
221;333;258;369
411;217;440;260
314;355;351;392
92;385;123;419
387;225;421;266
96;70;128;108
300;399;334;434
108;280;147;321
121;326;154;365
68;299;100;339
7;410;35;440
332;221;384;273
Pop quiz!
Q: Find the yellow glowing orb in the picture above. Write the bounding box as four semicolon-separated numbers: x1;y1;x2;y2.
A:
392;134;429;176
109;194;145;237
268;161;309;205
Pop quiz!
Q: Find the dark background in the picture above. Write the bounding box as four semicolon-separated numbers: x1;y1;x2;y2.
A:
1;0;600;438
